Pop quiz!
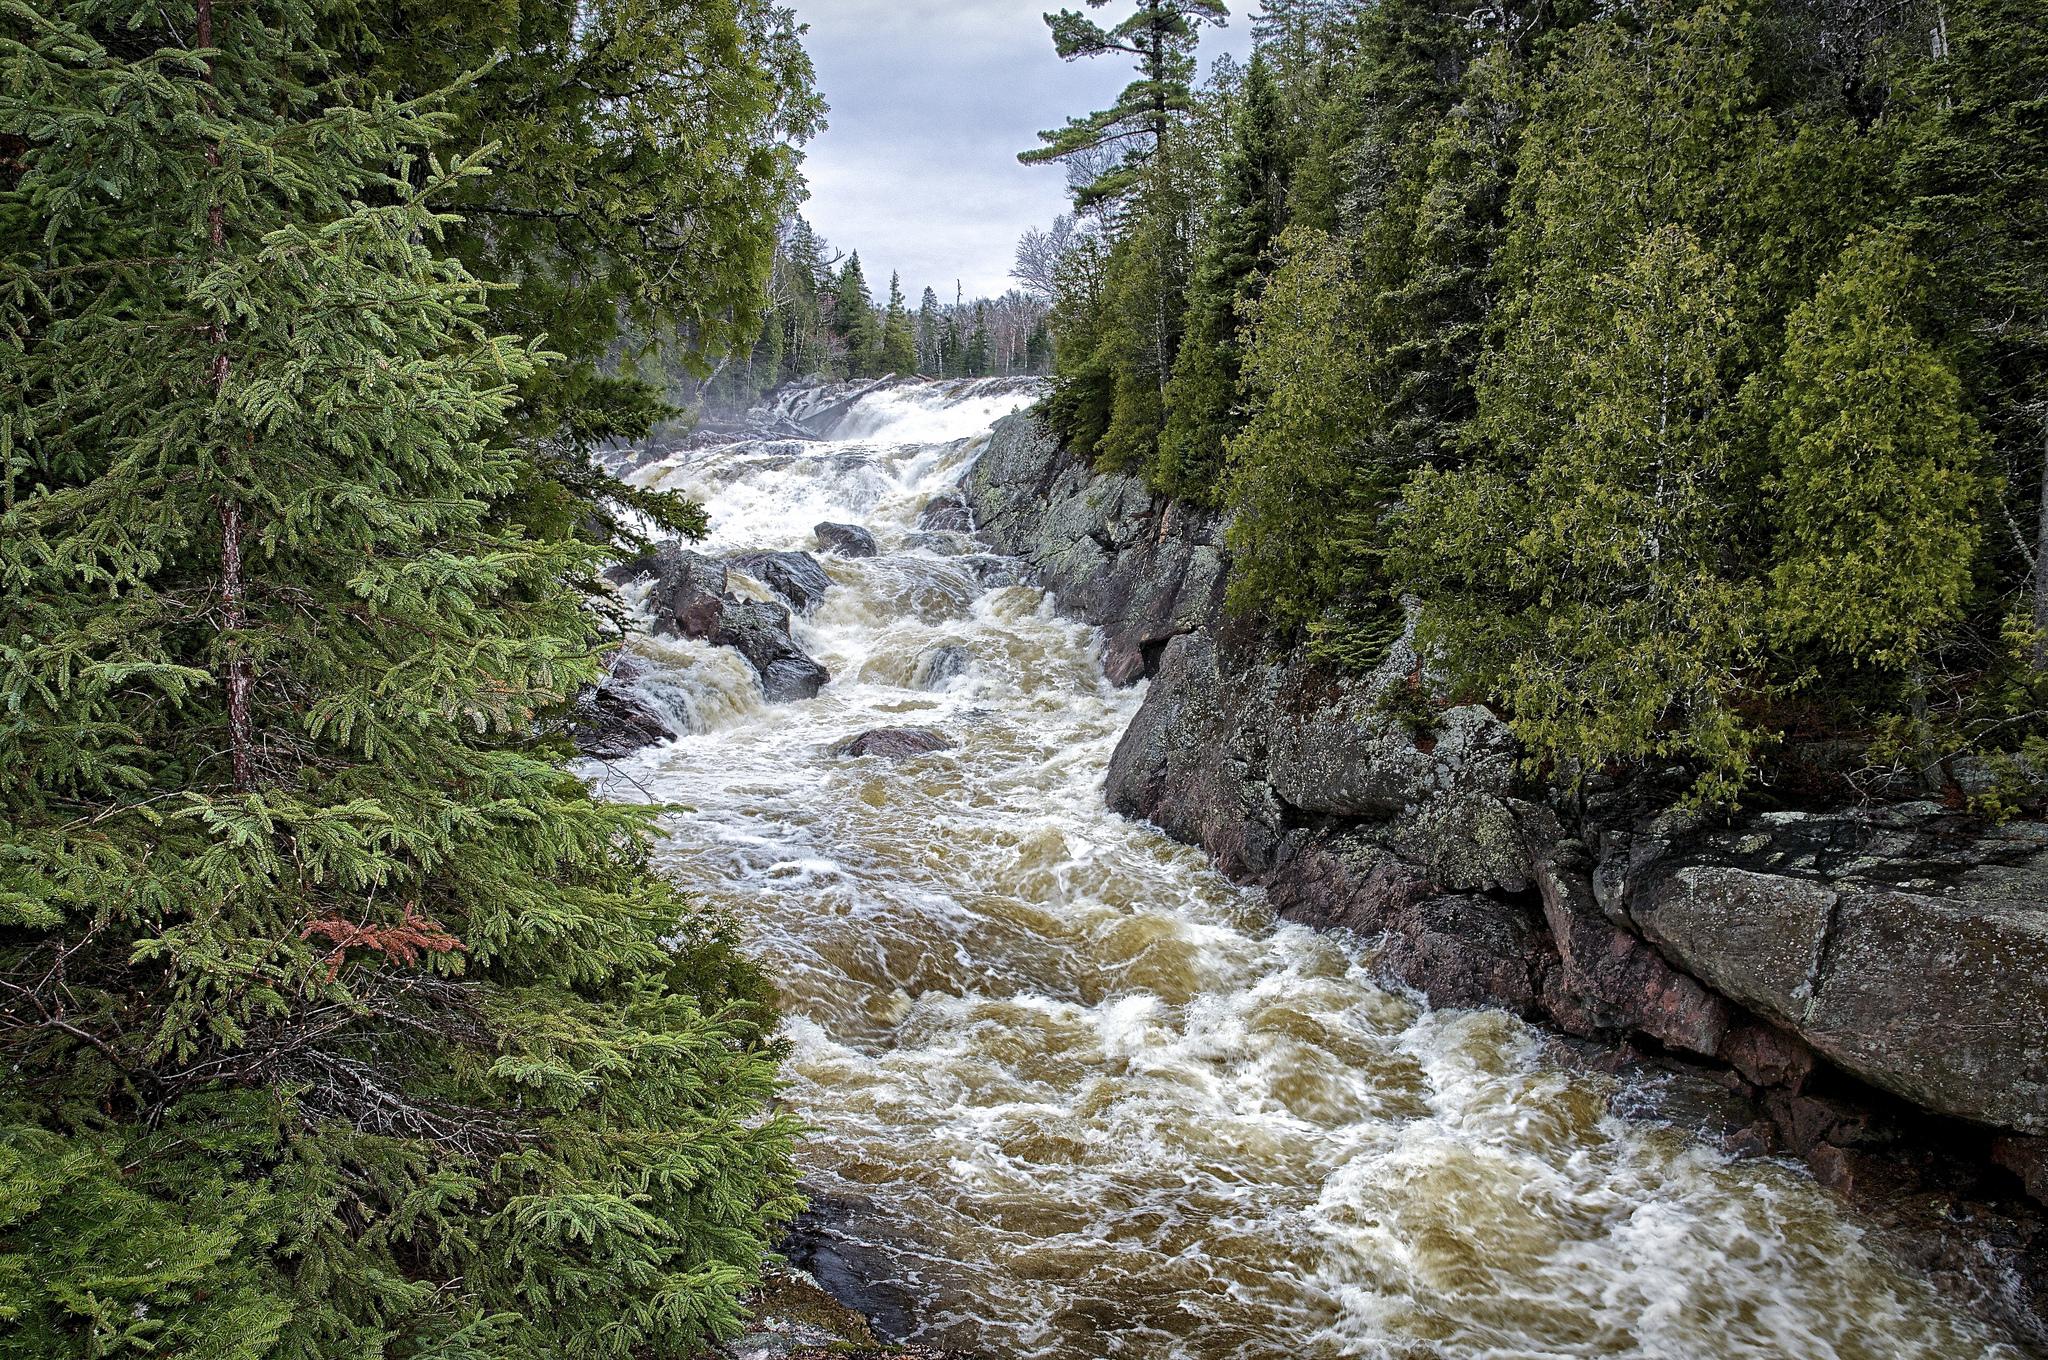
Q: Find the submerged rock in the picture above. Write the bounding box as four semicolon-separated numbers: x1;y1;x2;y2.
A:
830;727;954;759
815;521;880;558
916;491;975;533
912;644;970;690
729;549;832;614
902;530;975;556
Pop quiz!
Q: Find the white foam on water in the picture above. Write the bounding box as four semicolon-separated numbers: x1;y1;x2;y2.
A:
587;379;2021;1360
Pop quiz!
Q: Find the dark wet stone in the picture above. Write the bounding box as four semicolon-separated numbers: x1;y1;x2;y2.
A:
830;727;954;759
815;521;880;558
916;490;974;532
607;543;729;639
729;549;832;614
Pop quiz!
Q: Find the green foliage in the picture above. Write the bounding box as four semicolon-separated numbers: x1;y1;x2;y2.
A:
1764;233;1986;669
881;272;918;374
832;252;882;378
0;2;800;1353
1154;53;1286;503
1403;225;1770;802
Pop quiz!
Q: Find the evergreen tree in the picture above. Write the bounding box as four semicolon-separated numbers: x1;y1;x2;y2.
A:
1019;0;1230;208
1765;234;1986;671
1401;226;1767;802
323;0;823;548
831;251;882;377
965;304;994;377
1155;53;1287;502
0;2;798;1351
881;271;919;374
916;285;947;374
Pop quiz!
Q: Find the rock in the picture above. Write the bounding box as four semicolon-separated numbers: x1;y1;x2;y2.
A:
912;644;970;690
814;522;880;558
962;414;1225;684
830;727;955;760
1374;894;1546;1015
916;491;974;532
714;598;831;702
1992;1136;2048;1206
729;550;832;614
1623;810;2048;1135
902;530;975;556
608;543;729;639
570;655;676;759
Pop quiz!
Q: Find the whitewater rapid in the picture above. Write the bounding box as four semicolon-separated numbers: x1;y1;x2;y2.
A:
590;379;2016;1360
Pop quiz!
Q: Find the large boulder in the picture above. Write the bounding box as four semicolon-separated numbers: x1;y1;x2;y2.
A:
1612;808;2048;1135
815;522;880;558
607;544;728;639
728;549;831;614
831;727;955;759
714;598;830;702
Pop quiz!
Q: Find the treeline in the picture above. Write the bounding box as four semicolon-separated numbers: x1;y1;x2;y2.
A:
2;0;818;1351
693;218;1053;408
1025;0;2046;806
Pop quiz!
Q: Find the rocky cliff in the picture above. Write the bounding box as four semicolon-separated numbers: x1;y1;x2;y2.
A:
963;410;2048;1345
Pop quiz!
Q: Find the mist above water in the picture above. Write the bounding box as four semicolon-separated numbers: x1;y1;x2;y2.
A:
588;379;2015;1360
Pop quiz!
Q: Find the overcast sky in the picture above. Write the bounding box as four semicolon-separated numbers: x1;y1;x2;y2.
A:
784;1;1255;301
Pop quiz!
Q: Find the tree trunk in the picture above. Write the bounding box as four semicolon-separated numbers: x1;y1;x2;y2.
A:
198;0;258;789
2035;426;2048;671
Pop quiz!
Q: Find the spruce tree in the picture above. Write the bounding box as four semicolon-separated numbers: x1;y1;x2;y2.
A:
831;252;881;377
0;2;798;1352
881;271;919;374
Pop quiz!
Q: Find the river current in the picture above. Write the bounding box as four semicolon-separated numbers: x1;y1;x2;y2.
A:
590;379;2016;1360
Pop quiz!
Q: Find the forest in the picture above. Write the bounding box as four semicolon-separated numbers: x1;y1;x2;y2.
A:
1026;0;2047;807
686;217;1056;412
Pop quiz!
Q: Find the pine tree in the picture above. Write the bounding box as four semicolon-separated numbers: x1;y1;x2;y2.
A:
965;304;994;377
881;271;919;374
1018;0;1230;208
0;2;798;1351
915;285;946;374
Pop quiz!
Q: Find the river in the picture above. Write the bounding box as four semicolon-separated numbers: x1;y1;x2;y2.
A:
590;379;2016;1360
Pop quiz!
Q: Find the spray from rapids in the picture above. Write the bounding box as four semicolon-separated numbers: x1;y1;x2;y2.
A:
589;378;2017;1360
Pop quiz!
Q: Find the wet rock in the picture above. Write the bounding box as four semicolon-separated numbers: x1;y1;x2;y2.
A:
730;549;832;614
912;644;970;690
1993;1137;2048;1206
608;543;729;639
1620;809;2048;1135
815;522;880;558
569;654;675;759
916;490;974;532
714;598;830;702
1375;894;1546;1015
831;727;954;759
902;530;975;556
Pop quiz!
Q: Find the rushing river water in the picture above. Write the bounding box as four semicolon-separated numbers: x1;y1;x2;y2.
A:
592;380;2017;1360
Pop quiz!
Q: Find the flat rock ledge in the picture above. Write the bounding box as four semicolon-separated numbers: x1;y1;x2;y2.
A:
962;409;2048;1351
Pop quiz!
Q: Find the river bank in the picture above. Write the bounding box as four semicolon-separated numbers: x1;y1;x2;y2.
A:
959;406;2048;1352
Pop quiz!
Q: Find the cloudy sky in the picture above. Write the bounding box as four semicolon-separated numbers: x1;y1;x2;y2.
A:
785;1;1255;300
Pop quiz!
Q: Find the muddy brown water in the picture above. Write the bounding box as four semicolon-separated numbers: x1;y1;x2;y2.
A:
590;379;2018;1360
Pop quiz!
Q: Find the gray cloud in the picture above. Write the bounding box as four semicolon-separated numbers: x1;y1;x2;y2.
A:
786;0;1252;299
